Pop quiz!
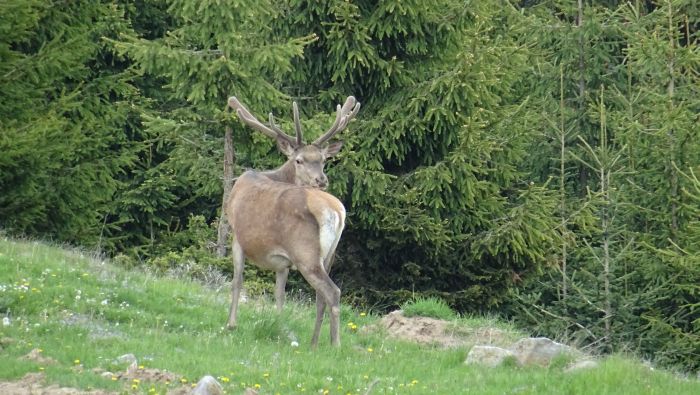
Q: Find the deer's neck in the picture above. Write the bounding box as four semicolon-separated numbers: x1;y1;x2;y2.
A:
261;160;296;184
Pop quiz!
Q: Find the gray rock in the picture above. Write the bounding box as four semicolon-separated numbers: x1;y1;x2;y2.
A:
509;337;576;367
465;345;515;367
564;359;599;372
191;375;223;395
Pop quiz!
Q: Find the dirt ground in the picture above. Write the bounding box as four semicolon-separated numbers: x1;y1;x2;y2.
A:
0;372;115;395
364;310;514;348
0;348;189;395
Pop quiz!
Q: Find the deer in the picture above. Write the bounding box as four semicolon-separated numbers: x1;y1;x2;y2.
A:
225;96;360;346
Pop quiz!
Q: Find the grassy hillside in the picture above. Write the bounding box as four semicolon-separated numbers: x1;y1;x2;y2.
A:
0;237;698;394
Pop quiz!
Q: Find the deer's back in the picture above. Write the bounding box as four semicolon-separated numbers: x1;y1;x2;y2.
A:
226;171;345;266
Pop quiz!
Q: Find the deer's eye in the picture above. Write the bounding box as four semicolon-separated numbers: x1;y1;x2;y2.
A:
295;158;303;164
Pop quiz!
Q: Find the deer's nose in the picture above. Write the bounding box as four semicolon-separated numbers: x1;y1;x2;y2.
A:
316;176;328;189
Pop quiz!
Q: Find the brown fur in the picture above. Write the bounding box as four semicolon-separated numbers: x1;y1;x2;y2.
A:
225;171;345;346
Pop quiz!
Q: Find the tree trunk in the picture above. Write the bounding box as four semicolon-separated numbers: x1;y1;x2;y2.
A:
599;86;612;351
577;0;589;190
666;2;678;241
216;126;236;257
559;64;568;301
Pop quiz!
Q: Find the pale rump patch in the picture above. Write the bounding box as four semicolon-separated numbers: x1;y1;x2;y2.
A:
305;191;345;269
318;208;341;263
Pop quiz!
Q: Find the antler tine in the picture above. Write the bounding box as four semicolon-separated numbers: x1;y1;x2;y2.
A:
293;101;303;146
267;113;296;145
228;96;296;144
312;96;361;146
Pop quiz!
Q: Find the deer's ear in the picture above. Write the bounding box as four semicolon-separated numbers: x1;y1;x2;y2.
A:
322;141;344;158
276;137;296;157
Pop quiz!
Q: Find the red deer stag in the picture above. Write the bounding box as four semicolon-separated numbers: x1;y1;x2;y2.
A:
225;96;360;346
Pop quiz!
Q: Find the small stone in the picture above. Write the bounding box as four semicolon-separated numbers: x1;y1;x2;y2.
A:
465;345;515;367
126;360;138;374
191;375;223;395
116;353;137;365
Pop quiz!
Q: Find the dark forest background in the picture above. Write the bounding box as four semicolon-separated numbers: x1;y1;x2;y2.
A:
1;0;698;371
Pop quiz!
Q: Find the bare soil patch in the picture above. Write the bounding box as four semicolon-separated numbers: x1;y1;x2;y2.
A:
0;372;116;395
2;347;188;395
363;310;515;348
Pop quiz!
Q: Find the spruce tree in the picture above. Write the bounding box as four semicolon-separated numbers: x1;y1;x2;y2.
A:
273;0;565;309
0;1;142;246
110;0;315;256
510;0;699;369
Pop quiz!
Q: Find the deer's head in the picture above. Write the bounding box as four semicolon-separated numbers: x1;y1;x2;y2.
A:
228;96;360;189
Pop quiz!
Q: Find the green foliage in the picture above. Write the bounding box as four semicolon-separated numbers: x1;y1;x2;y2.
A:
0;1;142;245
505;0;700;371
2;0;698;374
271;0;566;311
104;0;318;258
401;297;457;321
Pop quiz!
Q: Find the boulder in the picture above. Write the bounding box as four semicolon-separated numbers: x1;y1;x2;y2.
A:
465;345;515;367
465;337;583;368
509;337;576;367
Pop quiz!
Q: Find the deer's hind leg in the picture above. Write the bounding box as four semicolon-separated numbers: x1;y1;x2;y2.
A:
310;292;327;347
299;263;341;347
227;238;245;329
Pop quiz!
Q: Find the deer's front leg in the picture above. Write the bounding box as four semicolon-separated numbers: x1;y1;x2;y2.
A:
227;239;245;329
275;268;289;313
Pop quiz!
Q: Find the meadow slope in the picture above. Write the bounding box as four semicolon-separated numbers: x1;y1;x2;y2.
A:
0;237;698;394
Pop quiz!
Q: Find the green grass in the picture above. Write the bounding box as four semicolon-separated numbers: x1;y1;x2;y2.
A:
400;296;458;320
1;237;699;394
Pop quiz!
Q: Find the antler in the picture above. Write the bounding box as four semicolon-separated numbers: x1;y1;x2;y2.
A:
312;96;361;146
228;96;297;146
228;96;360;147
293;101;303;147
